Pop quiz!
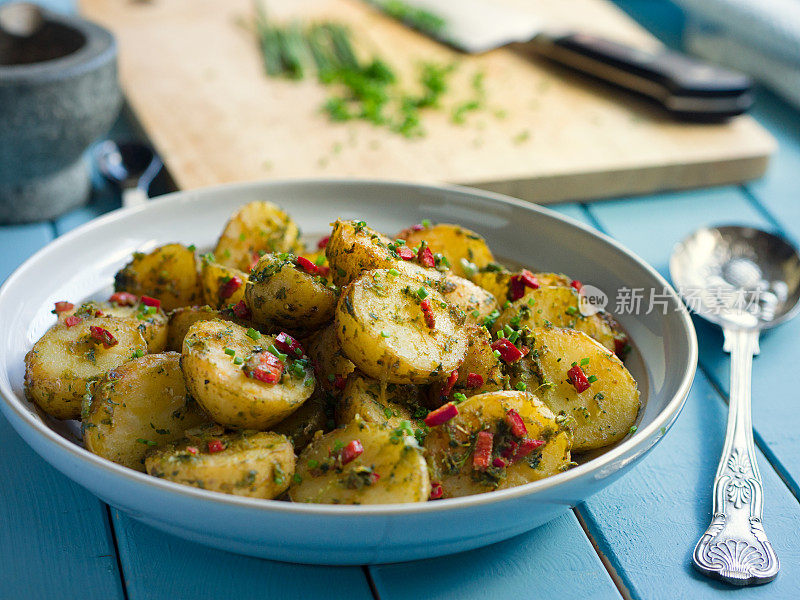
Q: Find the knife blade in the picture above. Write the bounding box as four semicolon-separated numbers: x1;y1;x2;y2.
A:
370;0;753;120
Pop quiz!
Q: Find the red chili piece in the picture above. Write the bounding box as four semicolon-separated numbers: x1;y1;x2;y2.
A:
505;409;528;438
397;246;415;260
509;269;540;301
249;252;261;272
419;298;435;329
207;439;225;453
109;292;138;306
317;265;330;277
64;315;82;328
186;446;198;455
465;373;484;389
614;337;630;358
492;457;508;469
317;235;330;249
472;431;494;470
53;301;74;313
219;276;242;299
232;300;251;320
570;279;583;291
512;438;545;462
332;374;347;391
249;352;284;383
429;482;444;500
296;256;322;275
339;440;364;465
491;338;528;363
417;245;435;268
568;365;591;393
274;331;305;357
410;223;425;232
424;402;458;427
440;370;458;398
89;325;118;349
140;295;161;309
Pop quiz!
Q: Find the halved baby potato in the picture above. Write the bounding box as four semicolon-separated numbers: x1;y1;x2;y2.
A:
438;275;497;325
335;269;468;384
214;201;302;272
521;327;640;451
145;428;295;499
335;373;421;429
114;243;202;311
398;223;494;278
246;253;337;333
424;390;572;498
24;316;148;420
271;389;331;452
181;319;315;429
289;417;430;504
83;352;210;470
200;258;249;310
304;323;356;395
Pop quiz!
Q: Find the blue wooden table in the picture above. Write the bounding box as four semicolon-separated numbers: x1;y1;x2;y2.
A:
3;1;800;598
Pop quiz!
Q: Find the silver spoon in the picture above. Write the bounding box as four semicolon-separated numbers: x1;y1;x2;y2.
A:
0;2;43;38
96;140;162;208
671;225;800;586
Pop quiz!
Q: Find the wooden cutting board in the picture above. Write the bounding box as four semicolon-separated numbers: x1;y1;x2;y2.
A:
81;0;775;203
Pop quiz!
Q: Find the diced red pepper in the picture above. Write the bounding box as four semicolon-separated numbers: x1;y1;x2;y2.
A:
466;373;484;389
417;245;435;268
614;337;630;359
424;402;458;427
249;352;284;383
509;269;540;301
317;235;330;249
570;280;582;291
53;301;74;313
186;446;198;455
140;295;161;309
274;331;304;358
332;373;347;391
109;292;138;306
219;276;242;299
492;457;508;469
249;252;262;272
440;370;458;398
429;482;444;500
207;439;225;453
397;246;415;260
89;325;118;349
472;431;494;470
511;438;545;462
318;265;330;278
64;315;82;328
410;223;425;232
419;298;435;329
491;338;528;363
296;256;322;275
505;409;528;438
339;439;364;465
568;365;591;393
232;299;251;320
500;440;518;459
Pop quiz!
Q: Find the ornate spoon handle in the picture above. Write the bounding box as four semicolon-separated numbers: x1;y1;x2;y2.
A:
693;327;779;585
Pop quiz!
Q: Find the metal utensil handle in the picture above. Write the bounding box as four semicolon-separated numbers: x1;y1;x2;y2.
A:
693;327;779;585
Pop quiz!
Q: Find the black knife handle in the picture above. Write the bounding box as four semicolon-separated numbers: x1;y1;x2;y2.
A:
533;32;753;120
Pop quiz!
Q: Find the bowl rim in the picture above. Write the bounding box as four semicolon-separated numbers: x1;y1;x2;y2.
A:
0;177;697;516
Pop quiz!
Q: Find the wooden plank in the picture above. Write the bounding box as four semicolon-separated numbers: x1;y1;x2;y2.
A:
79;0;774;204
369;512;622;600
0;416;125;600
110;510;375;600
578;371;800;599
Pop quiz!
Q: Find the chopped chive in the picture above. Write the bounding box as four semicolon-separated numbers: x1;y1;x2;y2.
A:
453;392;467;403
233;357;244;365
421;219;432;227
503;324;513;336
417;287;428;299
246;328;261;340
588;375;598;383
471;310;480;318
388;268;400;276
380;331;390;338
515;382;527;391
580;358;590;366
224;348;236;356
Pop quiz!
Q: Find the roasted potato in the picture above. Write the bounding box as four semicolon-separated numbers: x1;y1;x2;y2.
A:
24;317;148;420
145;428;295;499
454;324;505;397
335;269;468;384
470;267;512;302
438;275;497;325
114;243;202;311
271;389;331;452
425;391;572;498
166;306;222;352
399;223;494;278
83;352;210;470
493;285;621;353
214;201;302;271
305;324;355;395
181;319;315;429
335;373;423;428
200;258;249;310
516;327;639;451
289;417;430;504
326;219;435;286
246;253;337;333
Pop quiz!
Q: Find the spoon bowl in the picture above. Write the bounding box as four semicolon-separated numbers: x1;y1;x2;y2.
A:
95;140;162;207
670;225;800;330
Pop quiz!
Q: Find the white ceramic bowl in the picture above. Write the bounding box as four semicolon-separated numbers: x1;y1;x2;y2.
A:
0;180;697;564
